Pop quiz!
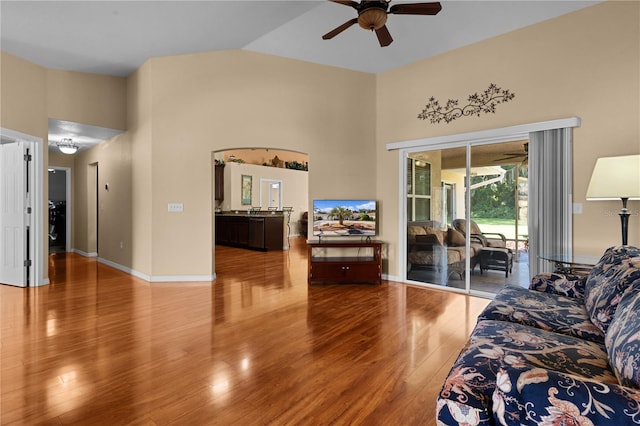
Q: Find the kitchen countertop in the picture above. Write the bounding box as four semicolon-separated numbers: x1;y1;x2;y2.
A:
215;212;285;218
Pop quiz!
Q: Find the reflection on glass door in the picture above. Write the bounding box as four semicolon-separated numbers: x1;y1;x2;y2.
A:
405;142;530;294
406;149;456;287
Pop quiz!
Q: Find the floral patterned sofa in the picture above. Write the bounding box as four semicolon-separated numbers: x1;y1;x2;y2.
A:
437;245;640;425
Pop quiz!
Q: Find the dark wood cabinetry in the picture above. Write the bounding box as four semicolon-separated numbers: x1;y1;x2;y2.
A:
307;240;383;284
216;214;283;251
214;165;224;201
216;215;249;246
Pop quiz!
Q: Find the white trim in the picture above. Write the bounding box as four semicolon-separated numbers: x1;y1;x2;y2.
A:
147;274;216;283
386;118;581;151
97;257;216;283
75;246;217;283
73;248;98;258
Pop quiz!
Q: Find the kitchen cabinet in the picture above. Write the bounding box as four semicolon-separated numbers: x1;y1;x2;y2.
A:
216;214;283;251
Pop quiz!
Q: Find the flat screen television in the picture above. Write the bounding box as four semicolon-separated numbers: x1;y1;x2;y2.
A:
312;199;377;237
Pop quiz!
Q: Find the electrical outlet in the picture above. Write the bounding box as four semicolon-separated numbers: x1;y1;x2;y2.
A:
168;203;184;212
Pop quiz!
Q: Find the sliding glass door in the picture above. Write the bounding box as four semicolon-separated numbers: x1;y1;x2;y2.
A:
405;141;530;294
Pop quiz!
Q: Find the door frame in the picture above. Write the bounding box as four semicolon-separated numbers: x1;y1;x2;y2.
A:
0;127;47;286
48;166;72;252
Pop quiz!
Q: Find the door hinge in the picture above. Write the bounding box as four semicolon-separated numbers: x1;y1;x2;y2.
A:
24;259;32;267
26;207;32;214
24;153;32;162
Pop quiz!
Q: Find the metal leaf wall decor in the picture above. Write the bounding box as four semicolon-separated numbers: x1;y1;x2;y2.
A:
417;84;515;124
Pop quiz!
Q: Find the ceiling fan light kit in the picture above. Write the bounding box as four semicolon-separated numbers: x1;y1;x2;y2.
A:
358;7;387;30
323;0;442;47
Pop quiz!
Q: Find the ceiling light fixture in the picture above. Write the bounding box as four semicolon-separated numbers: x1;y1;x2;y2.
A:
57;138;78;155
358;6;387;30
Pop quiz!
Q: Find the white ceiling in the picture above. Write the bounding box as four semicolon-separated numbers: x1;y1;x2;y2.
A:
0;0;601;152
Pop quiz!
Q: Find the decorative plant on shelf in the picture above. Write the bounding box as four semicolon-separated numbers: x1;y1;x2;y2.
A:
228;155;245;163
417;83;515;124
285;161;308;171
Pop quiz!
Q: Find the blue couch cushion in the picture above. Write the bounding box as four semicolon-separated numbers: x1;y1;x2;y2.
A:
492;367;640;425
529;272;587;300
584;246;640;333
437;320;616;425
605;285;640;389
477;284;604;343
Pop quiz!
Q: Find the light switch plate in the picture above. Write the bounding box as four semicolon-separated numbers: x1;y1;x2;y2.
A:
168;203;183;212
572;202;583;214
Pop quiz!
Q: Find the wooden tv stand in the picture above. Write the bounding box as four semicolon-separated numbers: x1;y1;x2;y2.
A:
307;240;383;284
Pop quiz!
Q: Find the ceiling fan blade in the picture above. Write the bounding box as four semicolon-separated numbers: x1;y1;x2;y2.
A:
389;2;442;15
328;0;360;9
375;25;393;47
322;18;358;40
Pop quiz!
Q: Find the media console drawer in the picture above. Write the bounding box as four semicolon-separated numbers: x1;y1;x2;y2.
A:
307;240;383;284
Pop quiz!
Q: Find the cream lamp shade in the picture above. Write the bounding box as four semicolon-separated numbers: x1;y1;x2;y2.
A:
586;154;640;245
586;155;640;200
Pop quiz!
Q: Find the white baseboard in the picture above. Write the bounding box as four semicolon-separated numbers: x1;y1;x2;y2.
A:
97;257;216;283
72;248;97;257
382;273;401;282
71;250;216;283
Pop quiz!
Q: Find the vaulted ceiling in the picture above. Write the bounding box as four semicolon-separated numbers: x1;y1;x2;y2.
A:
2;1;600;77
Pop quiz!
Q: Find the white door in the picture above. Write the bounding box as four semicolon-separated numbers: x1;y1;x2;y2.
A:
0;141;29;287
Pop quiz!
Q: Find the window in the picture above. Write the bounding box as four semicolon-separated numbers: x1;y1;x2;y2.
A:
407;158;431;221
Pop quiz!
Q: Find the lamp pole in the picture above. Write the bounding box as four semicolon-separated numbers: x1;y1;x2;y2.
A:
620;197;630;245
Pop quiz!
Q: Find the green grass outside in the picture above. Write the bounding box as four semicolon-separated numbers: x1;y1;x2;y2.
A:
472;218;528;240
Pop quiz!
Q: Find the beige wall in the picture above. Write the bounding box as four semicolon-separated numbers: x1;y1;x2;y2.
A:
376;1;640;275
133;51;376;278
0;52;48;139
46;69;127;130
70;134;132;265
127;63;154;277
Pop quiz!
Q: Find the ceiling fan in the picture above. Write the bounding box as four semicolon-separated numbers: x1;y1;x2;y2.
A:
322;0;442;47
495;143;529;165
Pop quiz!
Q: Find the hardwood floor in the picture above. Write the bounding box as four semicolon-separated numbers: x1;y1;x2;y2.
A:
1;237;489;425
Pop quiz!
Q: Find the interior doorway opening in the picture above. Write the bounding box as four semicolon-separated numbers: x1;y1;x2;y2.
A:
48;167;71;253
260;179;283;210
212;148;309;236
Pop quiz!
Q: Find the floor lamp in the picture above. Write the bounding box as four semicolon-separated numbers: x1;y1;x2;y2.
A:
586;155;640;245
